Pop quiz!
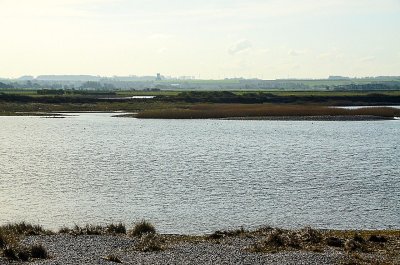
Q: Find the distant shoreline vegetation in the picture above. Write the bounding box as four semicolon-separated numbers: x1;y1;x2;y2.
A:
134;104;400;119
0;90;399;118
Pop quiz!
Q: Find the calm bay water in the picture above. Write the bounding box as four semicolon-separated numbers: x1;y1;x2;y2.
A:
0;113;399;234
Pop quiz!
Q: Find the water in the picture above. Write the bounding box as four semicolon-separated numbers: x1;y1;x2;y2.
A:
333;105;400;109
0;113;399;234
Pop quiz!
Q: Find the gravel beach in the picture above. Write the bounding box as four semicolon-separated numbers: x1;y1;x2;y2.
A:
1;234;343;265
1;227;399;265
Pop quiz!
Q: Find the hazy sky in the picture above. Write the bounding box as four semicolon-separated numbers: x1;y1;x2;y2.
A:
1;0;399;79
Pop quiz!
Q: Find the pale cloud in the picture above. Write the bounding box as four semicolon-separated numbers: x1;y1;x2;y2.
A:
317;48;344;60
229;40;252;55
157;47;167;54
360;56;376;63
288;49;306;56
0;0;399;78
149;34;174;40
259;48;270;54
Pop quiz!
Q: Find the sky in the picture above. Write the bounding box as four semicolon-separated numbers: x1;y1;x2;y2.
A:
0;0;399;79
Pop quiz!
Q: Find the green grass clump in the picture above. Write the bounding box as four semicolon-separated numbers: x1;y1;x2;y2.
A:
128;220;156;237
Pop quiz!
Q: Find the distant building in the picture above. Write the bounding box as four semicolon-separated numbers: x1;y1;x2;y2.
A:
156;73;161;80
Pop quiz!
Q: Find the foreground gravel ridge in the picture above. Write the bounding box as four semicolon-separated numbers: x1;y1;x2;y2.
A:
2;227;399;265
1;234;345;265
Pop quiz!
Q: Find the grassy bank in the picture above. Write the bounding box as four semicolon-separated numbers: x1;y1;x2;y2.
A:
135;104;400;119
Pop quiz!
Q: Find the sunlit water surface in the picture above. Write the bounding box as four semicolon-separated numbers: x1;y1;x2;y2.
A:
0;113;399;234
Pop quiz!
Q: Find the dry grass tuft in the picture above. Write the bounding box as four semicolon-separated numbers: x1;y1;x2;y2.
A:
134;234;165;252
106;223;126;235
103;254;122;263
128;220;156;237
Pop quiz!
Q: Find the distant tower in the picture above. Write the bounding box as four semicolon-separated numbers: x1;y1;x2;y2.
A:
156;73;161;80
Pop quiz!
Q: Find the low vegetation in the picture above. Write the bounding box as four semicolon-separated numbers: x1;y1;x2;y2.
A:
136;104;400;119
0;90;399;116
103;254;122;263
134;234;165;252
58;223;127;235
247;227;400;264
0;223;50;262
1;222;399;263
128;220;156;237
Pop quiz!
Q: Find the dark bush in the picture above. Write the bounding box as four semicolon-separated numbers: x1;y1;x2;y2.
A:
31;244;48;259
369;235;387;243
300;227;322;244
17;248;30;261
0;233;6;248
3;246;18;260
265;230;285;247
353;234;365;243
326;237;344;247
134;234;164;252
129;220;156;237
106;223;126;235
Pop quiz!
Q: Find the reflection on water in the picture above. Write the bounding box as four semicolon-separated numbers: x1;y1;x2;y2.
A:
0;113;399;234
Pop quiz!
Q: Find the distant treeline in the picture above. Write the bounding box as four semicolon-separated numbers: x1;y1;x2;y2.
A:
0;82;13;89
0;81;117;91
1;91;400;106
37;89;116;96
160;91;400;105
0;93;99;104
1;78;400;91
333;83;400;91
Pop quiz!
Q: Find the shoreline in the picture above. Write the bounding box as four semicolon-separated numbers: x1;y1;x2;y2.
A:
1;223;399;264
220;115;398;121
1;111;398;121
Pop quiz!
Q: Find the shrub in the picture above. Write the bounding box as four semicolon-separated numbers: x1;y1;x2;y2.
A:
0;232;6;248
353;234;365;243
106;223;126;235
300;227;322;244
134;234;164;252
208;231;225;240
2;222;46;236
59;227;71;234
285;231;301;249
17;247;30;261
265;229;285;247
84;224;104;235
71;224;104;235
3;246;18;260
326;237;344;247
30;244;48;259
344;239;362;252
368;235;387;243
129;220;156;237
